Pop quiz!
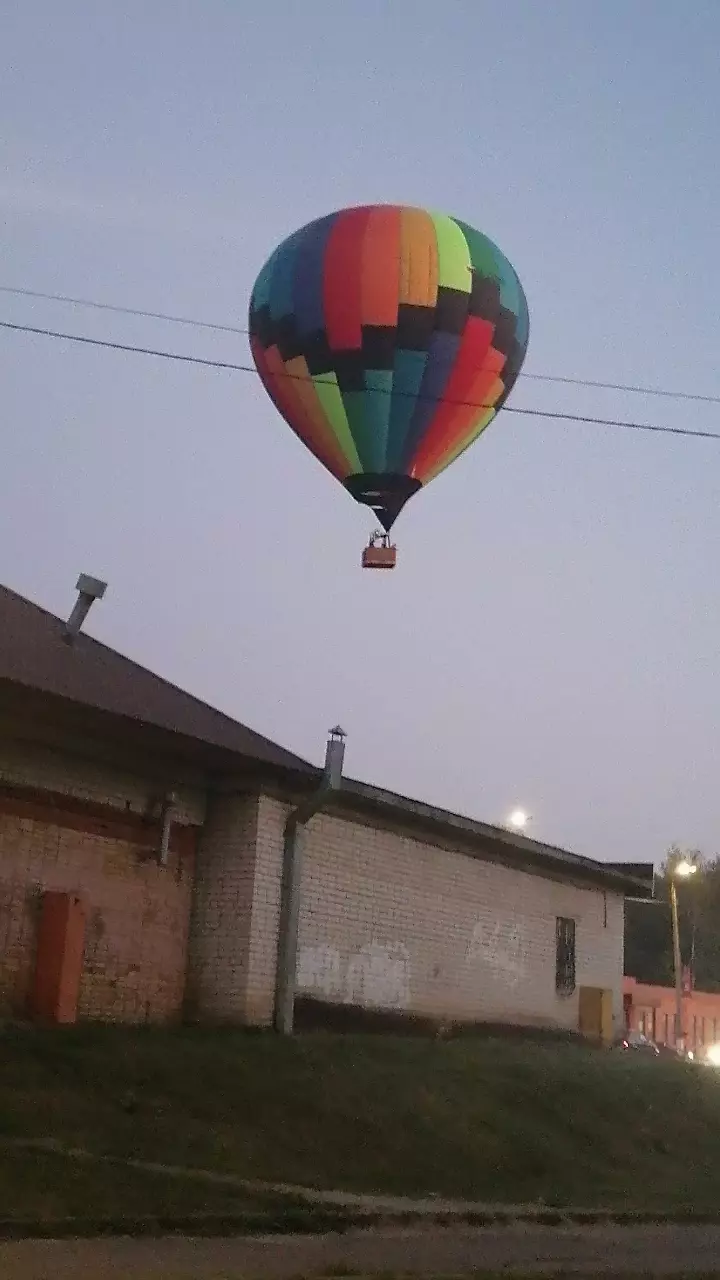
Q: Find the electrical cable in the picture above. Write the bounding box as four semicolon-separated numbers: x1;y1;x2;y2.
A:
3;317;720;442
3;282;719;407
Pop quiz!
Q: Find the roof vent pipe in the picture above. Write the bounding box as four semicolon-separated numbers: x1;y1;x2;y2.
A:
62;574;107;644
323;725;346;790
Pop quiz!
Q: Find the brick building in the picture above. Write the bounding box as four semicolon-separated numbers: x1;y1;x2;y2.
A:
624;976;720;1054
0;582;652;1036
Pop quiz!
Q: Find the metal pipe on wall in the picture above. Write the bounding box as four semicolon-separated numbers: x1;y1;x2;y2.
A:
274;727;346;1036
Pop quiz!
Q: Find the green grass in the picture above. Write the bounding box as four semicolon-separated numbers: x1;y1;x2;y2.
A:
1;1024;720;1212
0;1147;263;1222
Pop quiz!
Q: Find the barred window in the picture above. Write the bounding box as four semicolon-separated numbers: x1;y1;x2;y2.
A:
555;917;576;995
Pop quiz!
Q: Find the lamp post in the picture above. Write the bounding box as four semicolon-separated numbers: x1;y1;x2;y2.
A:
670;858;698;1053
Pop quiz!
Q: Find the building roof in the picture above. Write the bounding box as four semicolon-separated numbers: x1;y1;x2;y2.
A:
0;582;310;774
0;581;654;898
334;777;654;897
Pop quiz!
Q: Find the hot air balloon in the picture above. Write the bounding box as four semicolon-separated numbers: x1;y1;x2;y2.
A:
249;205;529;569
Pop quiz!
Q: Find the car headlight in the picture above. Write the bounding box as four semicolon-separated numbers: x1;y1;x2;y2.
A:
705;1043;720;1066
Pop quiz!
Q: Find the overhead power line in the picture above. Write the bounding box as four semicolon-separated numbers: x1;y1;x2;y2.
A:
0;284;246;336
3;282;720;410
522;372;720;407
2;317;720;443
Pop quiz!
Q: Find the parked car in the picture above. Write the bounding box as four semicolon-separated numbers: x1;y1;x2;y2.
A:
614;1030;660;1055
656;1040;684;1058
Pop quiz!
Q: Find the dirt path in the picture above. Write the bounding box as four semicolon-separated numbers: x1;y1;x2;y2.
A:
3;1223;720;1279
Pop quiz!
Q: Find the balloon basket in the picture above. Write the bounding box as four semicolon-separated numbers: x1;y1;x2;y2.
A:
362;531;397;570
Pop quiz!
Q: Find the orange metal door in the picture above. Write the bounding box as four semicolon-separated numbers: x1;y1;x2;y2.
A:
30;891;86;1024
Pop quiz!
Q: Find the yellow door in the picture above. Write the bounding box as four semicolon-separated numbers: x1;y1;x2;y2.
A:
578;986;613;1046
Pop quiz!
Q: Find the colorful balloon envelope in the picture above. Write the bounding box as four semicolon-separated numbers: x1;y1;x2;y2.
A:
249;204;529;559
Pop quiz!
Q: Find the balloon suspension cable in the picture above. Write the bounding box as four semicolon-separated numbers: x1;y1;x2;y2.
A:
368;529;392;549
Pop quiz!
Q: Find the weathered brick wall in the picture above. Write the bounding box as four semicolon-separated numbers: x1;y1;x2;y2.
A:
185;792;260;1021
0;730;625;1035
0;738;202;1023
0;806;194;1022
248;796;624;1032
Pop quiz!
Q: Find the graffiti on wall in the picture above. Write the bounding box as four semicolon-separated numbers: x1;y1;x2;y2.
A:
297;939;411;1009
296;945;343;998
297;920;527;1011
465;919;526;987
345;941;411;1009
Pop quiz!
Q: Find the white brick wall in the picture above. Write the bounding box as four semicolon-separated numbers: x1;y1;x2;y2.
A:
243;794;285;1023
186;793;261;1021
0;728;625;1035
244;796;624;1032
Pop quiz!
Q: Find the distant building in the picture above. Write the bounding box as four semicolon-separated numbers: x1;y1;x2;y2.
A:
0;582;652;1038
624;975;720;1052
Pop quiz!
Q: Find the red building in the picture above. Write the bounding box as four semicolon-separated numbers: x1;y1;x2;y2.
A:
624;975;720;1053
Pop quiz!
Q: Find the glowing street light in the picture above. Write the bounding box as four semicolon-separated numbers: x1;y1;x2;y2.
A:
670;856;699;1052
675;860;698;879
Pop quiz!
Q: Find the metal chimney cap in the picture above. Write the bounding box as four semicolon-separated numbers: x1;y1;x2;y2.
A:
75;574;107;600
328;725;347;741
62;573;108;643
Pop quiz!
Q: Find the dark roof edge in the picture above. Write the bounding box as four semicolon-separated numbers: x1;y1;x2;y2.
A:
0;582;312;774
329;776;654;895
3;585;650;896
243;763;654;895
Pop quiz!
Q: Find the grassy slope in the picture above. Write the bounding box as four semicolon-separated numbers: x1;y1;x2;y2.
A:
0;1148;264;1221
1;1025;720;1211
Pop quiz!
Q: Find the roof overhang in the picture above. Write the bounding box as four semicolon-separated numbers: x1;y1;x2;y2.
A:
0;677;654;898
328;779;655;896
0;678;313;789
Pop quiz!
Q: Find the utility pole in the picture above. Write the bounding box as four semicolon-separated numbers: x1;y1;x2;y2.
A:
669;857;698;1053
670;876;684;1050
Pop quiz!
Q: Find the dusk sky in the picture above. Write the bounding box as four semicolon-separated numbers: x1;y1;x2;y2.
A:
3;1;720;864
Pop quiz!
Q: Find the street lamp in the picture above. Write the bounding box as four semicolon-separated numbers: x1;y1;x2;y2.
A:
675;860;697;879
669;858;698;1052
